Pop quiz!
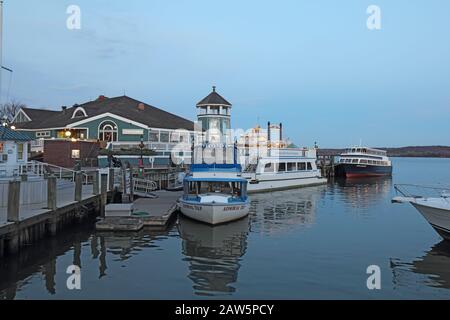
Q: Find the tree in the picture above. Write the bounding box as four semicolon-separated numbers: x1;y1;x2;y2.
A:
0;100;26;122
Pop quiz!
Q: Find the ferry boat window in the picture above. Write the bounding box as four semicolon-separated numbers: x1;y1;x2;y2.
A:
264;163;275;172
278;163;286;172
298;162;306;170
307;162;313;170
360;159;368;164
287;163;295;171
352;159;358;164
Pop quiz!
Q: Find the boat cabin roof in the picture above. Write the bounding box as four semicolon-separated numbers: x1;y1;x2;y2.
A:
185;177;247;183
190;163;242;173
344;147;387;156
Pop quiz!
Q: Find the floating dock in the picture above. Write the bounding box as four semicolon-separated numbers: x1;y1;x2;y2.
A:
95;191;181;231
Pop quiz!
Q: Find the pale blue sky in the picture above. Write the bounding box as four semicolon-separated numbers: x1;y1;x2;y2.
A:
2;0;450;147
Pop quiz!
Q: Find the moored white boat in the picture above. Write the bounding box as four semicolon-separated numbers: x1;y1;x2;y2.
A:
241;148;327;193
179;164;250;225
392;184;450;240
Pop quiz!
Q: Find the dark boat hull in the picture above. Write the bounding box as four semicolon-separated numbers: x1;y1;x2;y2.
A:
335;164;392;178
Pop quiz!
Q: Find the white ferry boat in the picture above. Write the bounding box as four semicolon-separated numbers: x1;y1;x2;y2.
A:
241;148;327;193
335;147;392;178
179;164;250;225
238;122;326;193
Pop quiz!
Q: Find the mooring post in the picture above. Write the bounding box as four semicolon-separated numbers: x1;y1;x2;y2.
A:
129;167;134;202
108;168;114;191
100;173;108;218
7;180;21;222
93;170;100;195
75;172;83;202
7;233;19;255
0;238;4;258
47;176;57;210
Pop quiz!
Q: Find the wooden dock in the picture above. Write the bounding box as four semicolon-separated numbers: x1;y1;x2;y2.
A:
0;172;110;258
96;191;181;231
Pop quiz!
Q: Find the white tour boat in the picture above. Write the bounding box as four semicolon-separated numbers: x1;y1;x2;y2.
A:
241;148;327;193
393;184;450;240
179;164;250;225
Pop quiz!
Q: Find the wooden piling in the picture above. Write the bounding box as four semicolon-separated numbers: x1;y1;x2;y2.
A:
0;238;4;258
7;180;20;223
7;234;19;255
129;168;134;202
47;176;57;210
100;173;108;218
75;172;83;202
93;171;100;195
108;168;114;191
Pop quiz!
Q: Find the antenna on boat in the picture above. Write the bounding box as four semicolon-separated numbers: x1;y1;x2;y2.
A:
359;138;363;147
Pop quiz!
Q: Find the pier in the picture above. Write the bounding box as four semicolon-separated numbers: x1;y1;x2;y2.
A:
0;166;181;258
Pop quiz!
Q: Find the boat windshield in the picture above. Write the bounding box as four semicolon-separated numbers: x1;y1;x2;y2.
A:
183;180;248;200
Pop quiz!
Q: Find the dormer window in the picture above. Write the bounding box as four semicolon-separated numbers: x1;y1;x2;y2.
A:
71;107;88;119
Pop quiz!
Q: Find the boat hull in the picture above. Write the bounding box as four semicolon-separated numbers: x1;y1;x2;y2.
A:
413;201;450;240
335;164;392;178
246;176;327;193
179;200;250;225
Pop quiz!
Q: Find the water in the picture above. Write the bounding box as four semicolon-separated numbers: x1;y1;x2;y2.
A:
1;157;450;299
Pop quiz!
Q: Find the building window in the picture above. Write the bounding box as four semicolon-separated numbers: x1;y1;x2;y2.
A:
98;121;118;142
17;143;24;160
72;149;80;159
160;131;170;143
149;130;159;142
36;131;51;138
14;111;30;123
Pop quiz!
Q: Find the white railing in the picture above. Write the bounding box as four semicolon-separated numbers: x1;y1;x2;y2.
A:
0;179;48;208
19;161;91;184
133;178;158;196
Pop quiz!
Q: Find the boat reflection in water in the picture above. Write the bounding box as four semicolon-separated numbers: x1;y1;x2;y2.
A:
0;225;170;299
178;216;250;296
331;177;392;211
391;241;450;290
249;185;326;235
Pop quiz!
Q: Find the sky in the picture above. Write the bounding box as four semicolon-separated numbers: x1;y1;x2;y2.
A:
2;0;450;148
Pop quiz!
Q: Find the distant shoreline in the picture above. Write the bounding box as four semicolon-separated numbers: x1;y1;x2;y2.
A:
317;146;450;158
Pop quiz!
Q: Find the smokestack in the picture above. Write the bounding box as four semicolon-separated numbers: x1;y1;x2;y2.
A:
61;106;67;113
267;122;271;143
280;123;283;141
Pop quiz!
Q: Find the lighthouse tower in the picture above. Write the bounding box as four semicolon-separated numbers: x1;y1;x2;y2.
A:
196;86;232;145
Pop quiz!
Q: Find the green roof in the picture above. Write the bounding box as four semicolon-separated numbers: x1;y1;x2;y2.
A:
0;126;32;141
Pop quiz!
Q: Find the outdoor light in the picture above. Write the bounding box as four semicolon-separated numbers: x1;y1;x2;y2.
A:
10;125;16;130
65;130;72;138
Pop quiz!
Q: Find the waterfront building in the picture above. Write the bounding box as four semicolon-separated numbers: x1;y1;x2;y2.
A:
12;95;195;168
0;126;32;177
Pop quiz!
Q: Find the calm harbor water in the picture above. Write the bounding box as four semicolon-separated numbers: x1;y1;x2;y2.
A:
1;157;450;299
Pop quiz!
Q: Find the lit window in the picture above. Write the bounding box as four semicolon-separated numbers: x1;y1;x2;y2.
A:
17;143;24;160
98;121;118;142
72;149;80;159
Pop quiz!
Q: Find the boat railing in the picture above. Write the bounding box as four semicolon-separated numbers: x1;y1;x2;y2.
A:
394;184;450;199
